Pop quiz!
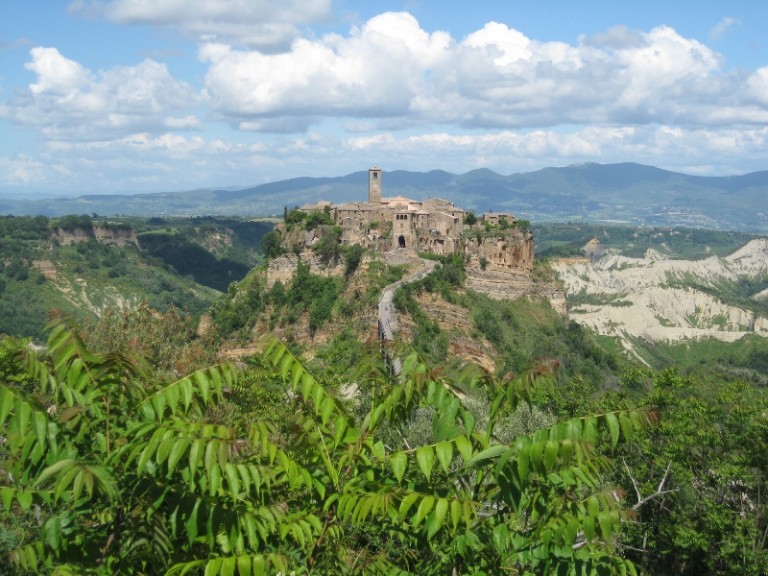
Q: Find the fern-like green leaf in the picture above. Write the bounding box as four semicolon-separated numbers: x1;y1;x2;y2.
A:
416;446;434;481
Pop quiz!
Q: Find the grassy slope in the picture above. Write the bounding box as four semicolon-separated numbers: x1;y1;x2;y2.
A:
0;216;273;340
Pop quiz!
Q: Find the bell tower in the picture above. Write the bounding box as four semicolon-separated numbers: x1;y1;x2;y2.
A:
368;167;382;204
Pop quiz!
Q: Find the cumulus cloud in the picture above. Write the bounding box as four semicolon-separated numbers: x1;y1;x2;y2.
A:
69;0;333;50
200;12;452;129
26;46;91;94
746;67;768;105
198;13;767;133
6;9;768;195
9;47;198;140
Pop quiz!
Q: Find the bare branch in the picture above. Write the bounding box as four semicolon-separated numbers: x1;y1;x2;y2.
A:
623;459;678;511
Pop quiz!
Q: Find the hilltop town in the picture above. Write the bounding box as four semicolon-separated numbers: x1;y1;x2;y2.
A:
291;167;534;273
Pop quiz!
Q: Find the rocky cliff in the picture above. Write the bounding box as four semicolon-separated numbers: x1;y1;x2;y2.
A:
247;254;377;348
462;231;535;273
552;238;768;357
53;225;138;247
265;253;346;289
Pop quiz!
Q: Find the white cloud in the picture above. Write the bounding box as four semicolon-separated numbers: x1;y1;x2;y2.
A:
25;47;91;95
463;22;534;66
70;0;333;50
6;10;768;196
10;47;198;140
198;14;767;133
611;26;722;112
710;16;740;40
746;67;768;106
200;12;452;128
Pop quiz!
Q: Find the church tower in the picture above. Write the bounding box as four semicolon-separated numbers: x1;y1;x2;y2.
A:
368;167;382;204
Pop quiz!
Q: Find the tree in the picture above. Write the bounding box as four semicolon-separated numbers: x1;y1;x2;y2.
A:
342;244;365;277
620;373;768;575
1;319;652;575
312;225;342;265
261;230;283;260
464;212;478;227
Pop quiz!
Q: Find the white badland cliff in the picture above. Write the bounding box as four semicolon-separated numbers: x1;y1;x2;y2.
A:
552;238;768;352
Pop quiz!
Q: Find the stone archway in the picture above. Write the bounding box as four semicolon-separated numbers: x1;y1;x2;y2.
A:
398;235;406;248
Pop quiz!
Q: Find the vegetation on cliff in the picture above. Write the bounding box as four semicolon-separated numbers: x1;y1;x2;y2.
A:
0;319;653;575
1;219;768;574
0;215;270;340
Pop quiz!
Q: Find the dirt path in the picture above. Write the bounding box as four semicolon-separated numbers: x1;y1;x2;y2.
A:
377;251;437;373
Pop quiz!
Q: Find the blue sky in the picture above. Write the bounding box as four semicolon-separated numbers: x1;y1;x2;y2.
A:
1;1;767;197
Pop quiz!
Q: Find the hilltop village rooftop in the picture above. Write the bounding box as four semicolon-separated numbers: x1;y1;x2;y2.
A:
299;167;516;251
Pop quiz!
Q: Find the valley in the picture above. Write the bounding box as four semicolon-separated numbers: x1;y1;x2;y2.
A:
553;238;768;361
1;208;768;576
3;162;768;233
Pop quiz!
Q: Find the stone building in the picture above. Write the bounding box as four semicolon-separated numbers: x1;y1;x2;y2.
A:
294;166;534;271
327;167;465;252
296;167;533;272
480;211;517;227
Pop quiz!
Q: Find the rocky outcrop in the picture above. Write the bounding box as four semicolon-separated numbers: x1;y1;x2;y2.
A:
394;291;498;373
462;231;534;273
52;227;93;245
245;255;378;349
265;253;346;289
552;238;768;352
94;226;137;247
464;266;566;315
199;228;233;254
53;226;137;247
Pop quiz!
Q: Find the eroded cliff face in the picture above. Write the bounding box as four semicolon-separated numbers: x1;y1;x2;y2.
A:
265;253;346;289
53;226;138;247
552;238;768;358
460;231;566;314
251;254;377;348
94;226;137;247
462;231;535;273
462;267;566;315
401;291;498;373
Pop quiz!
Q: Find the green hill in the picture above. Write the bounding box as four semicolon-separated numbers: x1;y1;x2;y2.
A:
1;218;768;575
0;215;273;340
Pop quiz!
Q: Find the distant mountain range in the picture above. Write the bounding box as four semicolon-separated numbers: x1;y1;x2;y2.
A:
3;162;768;232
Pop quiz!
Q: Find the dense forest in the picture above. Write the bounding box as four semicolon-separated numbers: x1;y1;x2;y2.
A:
0;215;767;574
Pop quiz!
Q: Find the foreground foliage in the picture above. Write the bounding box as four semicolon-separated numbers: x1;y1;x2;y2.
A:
0;320;654;575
